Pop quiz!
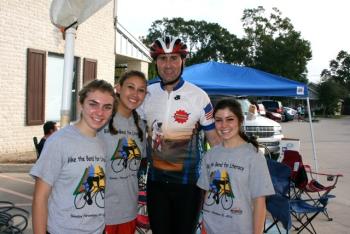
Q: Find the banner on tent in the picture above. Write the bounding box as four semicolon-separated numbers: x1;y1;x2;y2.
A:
297;86;305;95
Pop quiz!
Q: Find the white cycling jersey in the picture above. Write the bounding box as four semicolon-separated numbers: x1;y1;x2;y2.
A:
139;78;215;184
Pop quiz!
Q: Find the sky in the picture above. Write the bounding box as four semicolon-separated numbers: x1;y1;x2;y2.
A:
117;0;350;83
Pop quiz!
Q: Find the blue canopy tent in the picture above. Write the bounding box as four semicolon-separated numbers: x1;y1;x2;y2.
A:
181;61;318;171
182;61;308;97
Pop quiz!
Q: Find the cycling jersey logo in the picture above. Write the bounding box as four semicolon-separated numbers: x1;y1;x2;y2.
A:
204;103;214;120
73;165;105;209
151;120;163;152
110;137;141;173
173;109;190;124
205;170;234;210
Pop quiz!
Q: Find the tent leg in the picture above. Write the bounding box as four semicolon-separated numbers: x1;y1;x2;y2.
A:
306;97;318;174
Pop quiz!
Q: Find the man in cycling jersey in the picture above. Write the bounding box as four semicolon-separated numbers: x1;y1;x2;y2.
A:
139;36;220;234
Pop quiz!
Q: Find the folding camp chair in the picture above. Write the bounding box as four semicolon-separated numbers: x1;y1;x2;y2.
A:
136;190;150;234
267;195;326;234
264;159;292;233
136;161;151;234
264;159;326;234
282;150;343;221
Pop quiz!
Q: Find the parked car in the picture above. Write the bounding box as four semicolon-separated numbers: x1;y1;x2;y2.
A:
260;100;283;113
260;100;285;122
211;96;284;158
283;107;297;121
266;111;283;122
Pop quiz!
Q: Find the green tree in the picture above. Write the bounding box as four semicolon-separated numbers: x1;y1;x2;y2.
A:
319;50;350;115
321;50;350;92
240;6;312;83
144;8;311;83
317;79;347;115
142;18;244;68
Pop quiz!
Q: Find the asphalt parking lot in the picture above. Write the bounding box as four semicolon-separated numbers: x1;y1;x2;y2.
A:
0;117;349;233
279;116;350;233
0;173;34;233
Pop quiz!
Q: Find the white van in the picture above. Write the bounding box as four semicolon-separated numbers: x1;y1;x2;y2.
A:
210;96;283;158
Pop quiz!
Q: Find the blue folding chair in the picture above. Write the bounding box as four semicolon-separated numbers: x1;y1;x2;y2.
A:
264;159;292;233
264;159;326;234
289;199;324;234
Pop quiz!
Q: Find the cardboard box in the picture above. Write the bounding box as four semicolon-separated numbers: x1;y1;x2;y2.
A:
278;138;300;161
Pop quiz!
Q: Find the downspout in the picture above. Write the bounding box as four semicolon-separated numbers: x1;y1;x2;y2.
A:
60;25;77;127
113;0;118;70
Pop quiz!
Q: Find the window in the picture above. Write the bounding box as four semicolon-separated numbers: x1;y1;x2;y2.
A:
27;50;90;124
46;53;78;122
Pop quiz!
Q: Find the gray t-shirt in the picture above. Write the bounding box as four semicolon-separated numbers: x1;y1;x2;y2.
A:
197;143;274;234
30;125;106;234
98;113;146;225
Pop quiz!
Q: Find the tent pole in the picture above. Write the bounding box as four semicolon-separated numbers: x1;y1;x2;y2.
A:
306;97;318;173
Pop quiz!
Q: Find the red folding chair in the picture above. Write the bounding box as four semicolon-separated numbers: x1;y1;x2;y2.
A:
281;150;343;221
136;162;151;234
136;190;150;234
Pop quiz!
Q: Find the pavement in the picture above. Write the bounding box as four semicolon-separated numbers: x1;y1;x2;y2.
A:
1;117;350;233
278;116;350;233
0;152;35;173
0;163;34;173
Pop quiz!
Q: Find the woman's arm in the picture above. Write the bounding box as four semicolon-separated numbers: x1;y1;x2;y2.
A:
205;129;221;147
253;196;267;234
32;177;52;234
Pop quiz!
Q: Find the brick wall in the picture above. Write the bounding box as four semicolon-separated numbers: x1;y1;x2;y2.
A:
0;0;115;157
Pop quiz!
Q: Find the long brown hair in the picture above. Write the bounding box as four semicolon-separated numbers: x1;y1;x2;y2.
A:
213;99;259;152
108;70;147;142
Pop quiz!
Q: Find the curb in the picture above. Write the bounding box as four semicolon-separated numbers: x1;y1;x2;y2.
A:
0;164;34;173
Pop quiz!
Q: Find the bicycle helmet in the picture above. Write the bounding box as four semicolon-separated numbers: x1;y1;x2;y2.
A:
150;36;188;59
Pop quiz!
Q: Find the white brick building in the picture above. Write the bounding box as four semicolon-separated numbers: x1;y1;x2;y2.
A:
0;0;151;160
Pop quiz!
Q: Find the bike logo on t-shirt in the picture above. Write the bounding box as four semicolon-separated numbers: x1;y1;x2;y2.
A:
206;170;234;210
73;165;105;209
110;137;141;173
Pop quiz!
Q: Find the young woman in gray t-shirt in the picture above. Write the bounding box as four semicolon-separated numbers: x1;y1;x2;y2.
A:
197;99;275;234
99;71;147;234
31;80;116;234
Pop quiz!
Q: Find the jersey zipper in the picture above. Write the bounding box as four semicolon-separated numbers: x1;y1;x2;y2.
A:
163;91;174;137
